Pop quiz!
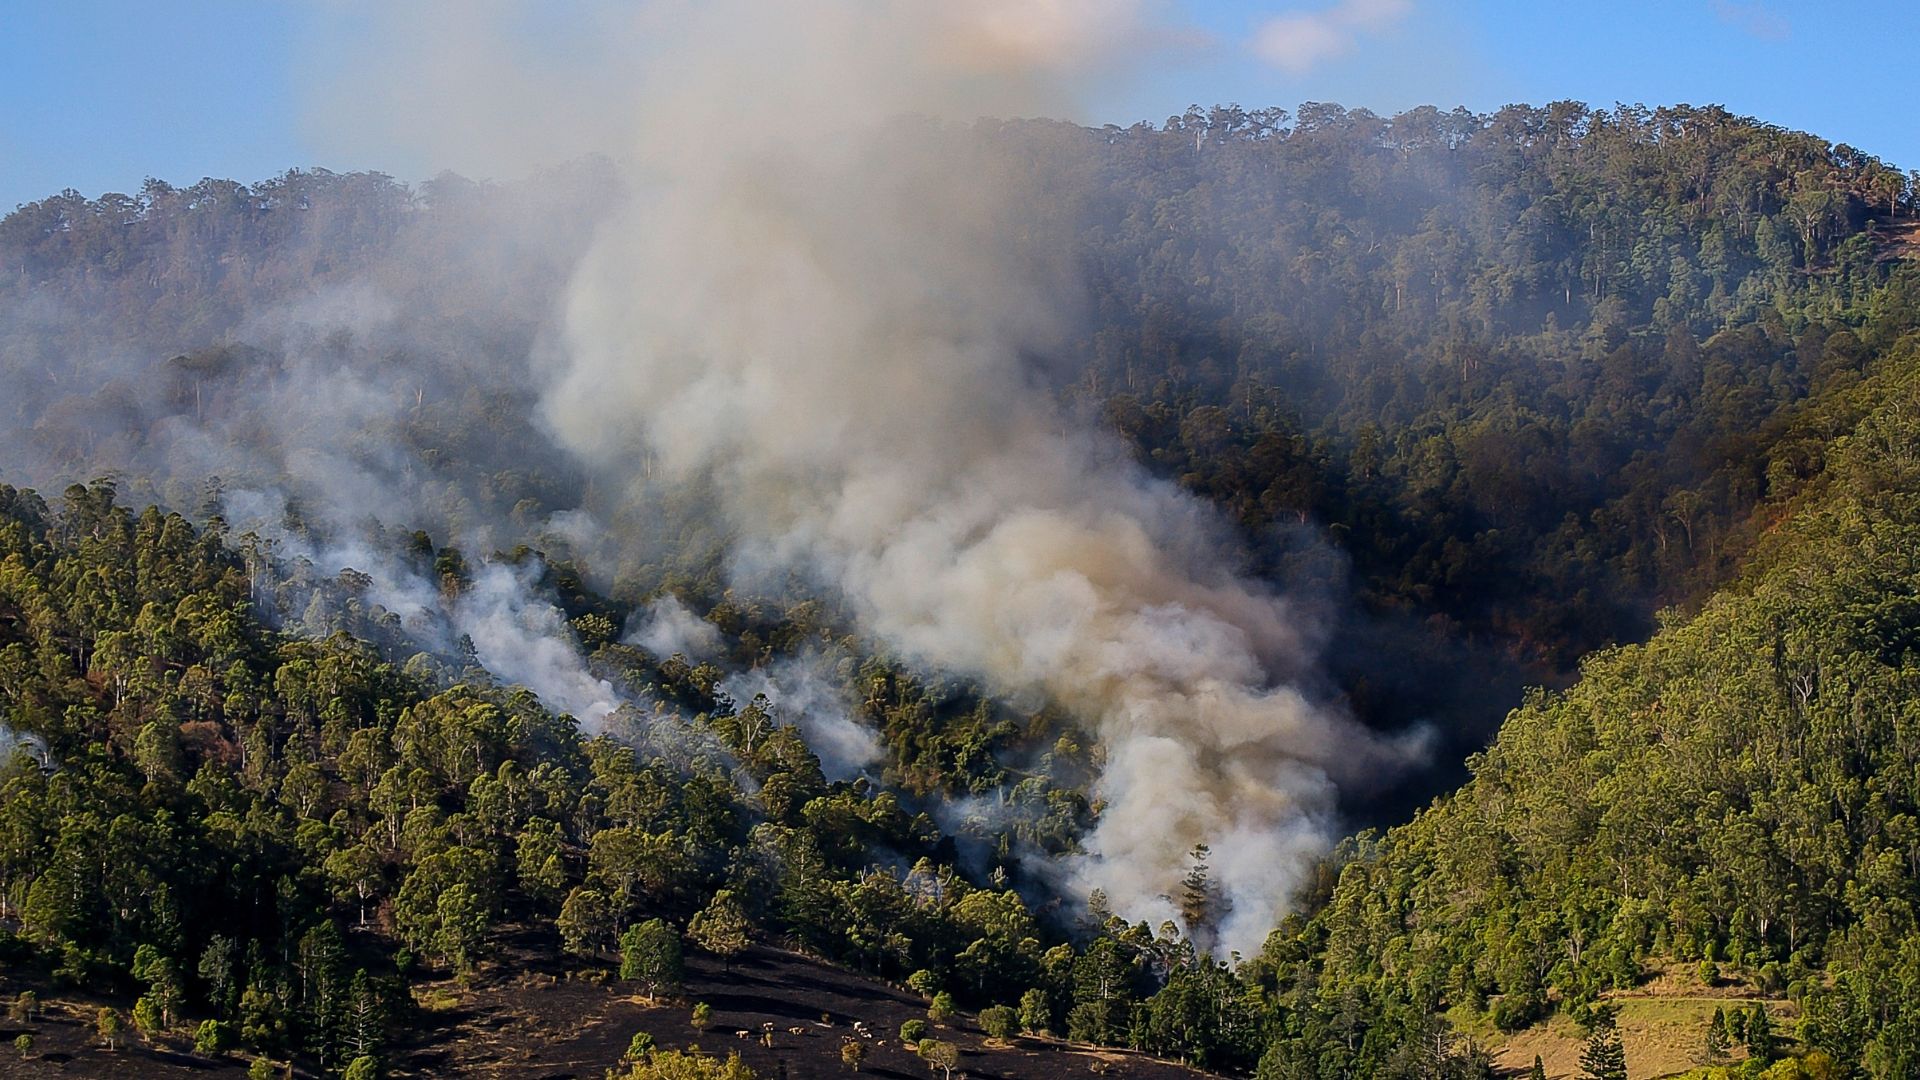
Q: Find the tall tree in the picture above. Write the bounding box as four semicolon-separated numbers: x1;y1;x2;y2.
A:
619;918;685;1000
688;890;751;969
1580;1011;1627;1080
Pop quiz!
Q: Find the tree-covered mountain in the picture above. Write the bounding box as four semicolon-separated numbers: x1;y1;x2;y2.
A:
1257;332;1920;1077
3;100;1920;1078
6;102;1915;672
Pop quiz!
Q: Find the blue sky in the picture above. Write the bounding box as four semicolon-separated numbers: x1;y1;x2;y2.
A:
1;0;1914;212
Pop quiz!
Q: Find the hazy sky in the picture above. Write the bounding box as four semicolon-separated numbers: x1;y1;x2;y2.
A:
1;0;1913;211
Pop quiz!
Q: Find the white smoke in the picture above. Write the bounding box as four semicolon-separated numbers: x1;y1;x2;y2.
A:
624;596;725;662
222;488;622;732
0;723;53;770
483;0;1426;953
1250;0;1414;75
719;653;880;781
458;561;620;728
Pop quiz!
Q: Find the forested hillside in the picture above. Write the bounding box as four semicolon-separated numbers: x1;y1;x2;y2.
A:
6;102;1916;670
3;100;1920;1079
1258;336;1920;1077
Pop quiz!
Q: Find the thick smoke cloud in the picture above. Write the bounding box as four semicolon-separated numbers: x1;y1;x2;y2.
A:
0;0;1436;956
454;0;1424;952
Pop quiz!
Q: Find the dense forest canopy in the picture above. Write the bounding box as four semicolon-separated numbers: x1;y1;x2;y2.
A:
3;99;1920;1078
5;101;1913;665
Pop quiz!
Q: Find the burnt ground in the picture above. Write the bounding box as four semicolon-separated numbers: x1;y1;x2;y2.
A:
0;929;1216;1080
394;930;1216;1080
0;992;256;1078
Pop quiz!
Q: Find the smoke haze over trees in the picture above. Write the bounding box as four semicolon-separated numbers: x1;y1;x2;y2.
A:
4;3;1920;1076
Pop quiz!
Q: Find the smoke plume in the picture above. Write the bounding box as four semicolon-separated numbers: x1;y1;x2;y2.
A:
0;0;1435;955
452;0;1427;952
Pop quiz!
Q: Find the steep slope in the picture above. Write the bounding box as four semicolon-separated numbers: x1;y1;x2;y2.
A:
3;101;1920;1080
1259;338;1920;1075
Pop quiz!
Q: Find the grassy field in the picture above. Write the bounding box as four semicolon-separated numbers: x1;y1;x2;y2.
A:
1489;964;1798;1079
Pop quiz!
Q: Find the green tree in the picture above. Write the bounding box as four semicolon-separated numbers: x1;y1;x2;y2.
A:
1179;844;1224;946
1065;937;1132;1044
900;1019;928;1044
324;844;385;926
342;969;386;1065
1067;1001;1108;1044
841;1038;867;1072
927;991;955;1024
558;886;618;959
199;936;239;1016
620;918;685;1000
195;1018;231;1056
980;1004;1018;1040
1018;987;1051;1035
240;983;286;1053
131;991;165;1037
1704;1007;1728;1062
515;819;570;904
1746;1005;1775;1062
918;1038;959;1080
14;1034;32;1059
1580;1011;1627;1080
434;883;487;974
609;1047;756;1079
626;1032;657;1061
97;1006;125;1051
688;890;750;967
344;1055;380;1080
1529;1054;1546;1080
690;1002;714;1032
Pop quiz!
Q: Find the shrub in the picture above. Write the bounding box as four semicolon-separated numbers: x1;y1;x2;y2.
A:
1490;992;1545;1033
979;1005;1018;1040
132;995;164;1037
194;1018;231;1056
97;1007;125;1050
1017;988;1051;1034
627;1032;656;1060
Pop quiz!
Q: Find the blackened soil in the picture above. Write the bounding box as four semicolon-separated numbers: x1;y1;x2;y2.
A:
0;927;1215;1080
391;929;1215;1080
